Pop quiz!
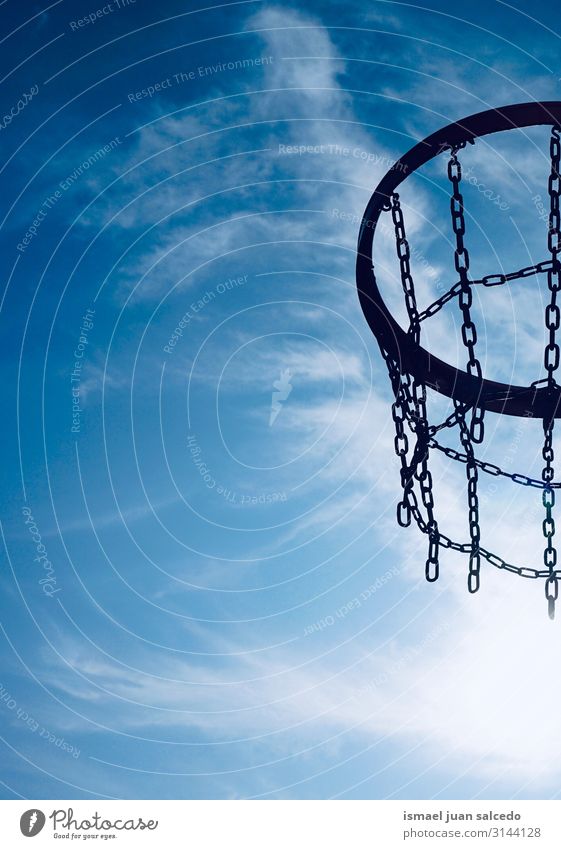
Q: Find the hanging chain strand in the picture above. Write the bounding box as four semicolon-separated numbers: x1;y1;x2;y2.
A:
454;400;481;592
390;361;414;529
447;146;483;592
543;126;561;618
418;259;554;323
390;194;439;581
391;193;420;344
543;422;557;618
448;146;485;444
384;349;418;530
429;436;561;489
413;378;440;581
545;127;561;390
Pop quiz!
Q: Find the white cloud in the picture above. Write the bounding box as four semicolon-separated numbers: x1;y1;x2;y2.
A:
98;4;429;307
38;569;561;787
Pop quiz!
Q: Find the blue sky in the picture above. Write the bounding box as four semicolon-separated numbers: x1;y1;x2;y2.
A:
2;0;561;800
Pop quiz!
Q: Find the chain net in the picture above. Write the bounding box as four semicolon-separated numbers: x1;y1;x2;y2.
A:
383;128;561;618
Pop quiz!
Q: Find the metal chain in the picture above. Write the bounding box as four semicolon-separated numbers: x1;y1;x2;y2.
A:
448;146;485;445
429;437;561;489
391;193;420;344
454;399;481;592
448;149;478;377
479;546;561;580
388;359;412;528
428;405;469;436
543;422;557;618
542;127;561;618
382;340;442;584
545;127;561;389
543;127;561;402
447;146;484;593
390;194;441;581
409;500;561;579
479;259;554;287
384;351;422;531
418;281;464;322
412;378;440;582
373;134;561;617
418;260;554;323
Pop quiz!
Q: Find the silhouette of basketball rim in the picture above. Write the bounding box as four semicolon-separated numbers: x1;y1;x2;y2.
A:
356;102;561;618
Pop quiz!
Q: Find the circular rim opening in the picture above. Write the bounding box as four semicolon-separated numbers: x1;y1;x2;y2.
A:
356;101;561;418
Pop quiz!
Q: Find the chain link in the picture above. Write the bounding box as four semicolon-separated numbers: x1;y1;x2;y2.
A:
384;350;429;535
446;146;484;592
410;503;561;579
447;147;485;446
479;259;554;287
391;193;420;344
418;281;463;322
428;437;561;489
413;378;440;581
386;354;414;529
454;399;482;592
418;260;554;323
543;421;557;618
428;406;468;436
545;133;561;388
479;546;561;580
406;500;561;580
388;195;441;581
405;449;561;581
541;127;561;618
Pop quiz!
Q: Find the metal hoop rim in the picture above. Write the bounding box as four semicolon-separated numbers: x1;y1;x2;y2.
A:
356;101;561;418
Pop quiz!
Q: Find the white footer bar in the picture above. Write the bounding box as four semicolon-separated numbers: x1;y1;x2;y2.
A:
1;800;560;847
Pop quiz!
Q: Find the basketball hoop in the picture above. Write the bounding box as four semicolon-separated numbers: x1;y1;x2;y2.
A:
356;102;561;618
